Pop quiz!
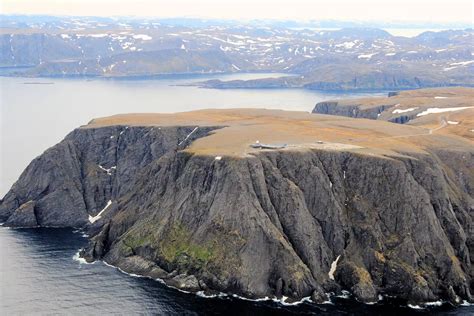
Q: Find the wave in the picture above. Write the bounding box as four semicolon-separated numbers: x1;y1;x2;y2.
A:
408;300;450;310
72;251;95;265
424;301;444;306
70;251;471;310
87;256;327;306
334;290;351;299
72;229;89;238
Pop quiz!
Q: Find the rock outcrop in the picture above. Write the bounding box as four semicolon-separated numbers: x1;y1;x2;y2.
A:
312;101;390;120
1;115;473;306
5;200;38;227
312;87;474;131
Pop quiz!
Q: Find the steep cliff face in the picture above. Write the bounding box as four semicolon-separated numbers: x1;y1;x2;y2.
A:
1;122;472;306
0;125;219;227
312;87;474;133
312;101;390;120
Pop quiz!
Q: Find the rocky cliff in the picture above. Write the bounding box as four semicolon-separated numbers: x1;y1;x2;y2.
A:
312;87;474;130
1;110;473;307
312;101;390;120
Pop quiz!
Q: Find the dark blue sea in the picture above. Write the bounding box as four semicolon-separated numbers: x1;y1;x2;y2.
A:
1;227;472;315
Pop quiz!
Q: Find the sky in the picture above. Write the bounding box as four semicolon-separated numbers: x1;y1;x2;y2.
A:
1;0;473;24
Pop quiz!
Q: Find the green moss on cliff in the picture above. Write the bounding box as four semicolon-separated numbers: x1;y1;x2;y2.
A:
160;224;215;268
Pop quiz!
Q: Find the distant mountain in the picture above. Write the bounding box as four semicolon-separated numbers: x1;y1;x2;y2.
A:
1;16;473;90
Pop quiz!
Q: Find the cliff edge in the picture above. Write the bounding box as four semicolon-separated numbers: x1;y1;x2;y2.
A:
1;108;473;306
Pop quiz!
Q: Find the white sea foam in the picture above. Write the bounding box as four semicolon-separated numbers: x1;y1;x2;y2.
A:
94;257;396;308
424;301;444;306
72;251;95;264
271;296;312;306
196;291;219;298
335;290;351;299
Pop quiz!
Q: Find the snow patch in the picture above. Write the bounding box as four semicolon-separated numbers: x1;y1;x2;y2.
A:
358;53;378;59
434;96;448;99
88;200;112;223
392;107;418;114
417;107;474;116
98;164;115;175
328;255;341;280
447;121;459;125
443;66;458;71
449;60;474;66
88;33;108;38
335;41;356;49
132;34;152;40
178;127;198;146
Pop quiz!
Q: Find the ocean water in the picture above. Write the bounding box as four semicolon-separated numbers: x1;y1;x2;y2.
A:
1;227;471;315
0;74;383;196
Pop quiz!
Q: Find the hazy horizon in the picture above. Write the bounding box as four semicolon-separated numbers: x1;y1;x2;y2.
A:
2;0;472;25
